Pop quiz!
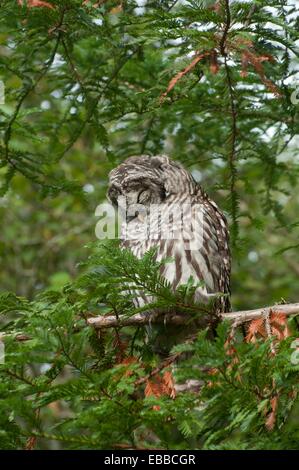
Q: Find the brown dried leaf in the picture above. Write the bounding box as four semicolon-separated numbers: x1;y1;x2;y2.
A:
243;51;280;96
240;52;249;78
270;312;291;341
265;396;278;431
246;318;266;343
224;338;238;355
18;0;55;8
110;4;123;14
144;371;176;410
119;356;138;377
82;0;106;6
209;1;221;14
145;377;164;399
25;436;37;450
271;313;291;338
160;52;209;103
209;49;219;74
162;370;176;399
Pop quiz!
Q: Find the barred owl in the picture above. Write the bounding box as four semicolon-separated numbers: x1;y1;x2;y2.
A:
108;155;230;347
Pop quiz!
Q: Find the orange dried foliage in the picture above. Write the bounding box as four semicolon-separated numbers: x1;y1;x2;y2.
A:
240;52;249;77
162;370;176;399
110;4;123;14
160;52;209;103
145;376;164;411
244;313;291;432
18;0;54;8
240;51;280;96
118;356;138;377
47;401;62;416
224;337;238;356
144;370;176;410
160;36;280;103
209;2;221;14
207;367;219;388
209;49;219;74
25;436;37;450
246;312;291;343
83;0;109;7
145;377;164;398
224;336;242;385
246;318;265;343
265;395;278;431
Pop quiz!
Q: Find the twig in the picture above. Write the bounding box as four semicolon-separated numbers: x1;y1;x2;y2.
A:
88;311;209;328
219;0;239;244
4;7;66;162
140;116;155;154
60;48;139;158
5;369;35;387
61;38;89;102
219;0;231;56
222;303;299;324
0;332;31;342
264;308;276;355
167;0;180;12
135;352;181;387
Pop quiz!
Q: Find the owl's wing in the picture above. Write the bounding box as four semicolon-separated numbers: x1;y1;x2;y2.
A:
198;195;231;312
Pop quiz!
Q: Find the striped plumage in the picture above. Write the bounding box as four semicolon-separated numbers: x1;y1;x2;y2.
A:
108;155;231;318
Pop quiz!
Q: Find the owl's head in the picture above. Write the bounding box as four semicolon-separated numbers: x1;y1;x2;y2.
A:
107;155;196;212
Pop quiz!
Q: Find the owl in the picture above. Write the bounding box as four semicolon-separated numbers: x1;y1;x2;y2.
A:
107;155;231;340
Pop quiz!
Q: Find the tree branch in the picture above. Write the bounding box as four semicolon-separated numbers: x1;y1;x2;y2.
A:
87;303;299;329
221;303;299;324
219;0;231;56
219;0;239;244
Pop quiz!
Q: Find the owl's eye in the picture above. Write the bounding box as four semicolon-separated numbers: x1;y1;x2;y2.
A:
137;190;150;204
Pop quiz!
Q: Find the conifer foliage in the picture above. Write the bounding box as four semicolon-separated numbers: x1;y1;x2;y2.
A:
0;0;299;450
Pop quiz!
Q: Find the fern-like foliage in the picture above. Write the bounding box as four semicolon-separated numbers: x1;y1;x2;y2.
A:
0;241;298;450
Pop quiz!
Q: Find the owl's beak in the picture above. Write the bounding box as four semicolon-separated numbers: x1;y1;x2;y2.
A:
126;214;136;223
137;213;145;223
126;211;146;223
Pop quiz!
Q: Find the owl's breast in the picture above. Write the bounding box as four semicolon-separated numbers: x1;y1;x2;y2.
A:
121;202;214;294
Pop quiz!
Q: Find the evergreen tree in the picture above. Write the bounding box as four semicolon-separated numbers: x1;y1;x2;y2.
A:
0;0;298;450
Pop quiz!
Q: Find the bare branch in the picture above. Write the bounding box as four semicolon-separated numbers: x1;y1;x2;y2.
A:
221;303;299;324
87;303;299;329
0;332;31;342
87;312;204;328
